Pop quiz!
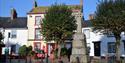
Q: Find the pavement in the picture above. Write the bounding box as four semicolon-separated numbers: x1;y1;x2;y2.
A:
0;56;70;63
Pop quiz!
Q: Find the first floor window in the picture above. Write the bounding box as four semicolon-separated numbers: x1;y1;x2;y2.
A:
108;42;116;53
35;28;41;39
35;16;42;25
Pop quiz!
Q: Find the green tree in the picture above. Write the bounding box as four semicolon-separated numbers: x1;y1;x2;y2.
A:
0;32;3;44
18;45;33;63
27;46;34;56
92;0;125;63
61;47;68;56
41;4;77;58
19;45;33;56
27;46;32;53
0;32;4;61
18;45;27;56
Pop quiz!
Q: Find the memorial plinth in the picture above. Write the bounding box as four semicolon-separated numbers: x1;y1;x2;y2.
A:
70;33;88;63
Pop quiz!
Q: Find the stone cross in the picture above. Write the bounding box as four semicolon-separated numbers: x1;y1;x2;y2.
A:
70;0;88;63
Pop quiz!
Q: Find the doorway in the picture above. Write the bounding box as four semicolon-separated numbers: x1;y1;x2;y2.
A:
93;41;101;56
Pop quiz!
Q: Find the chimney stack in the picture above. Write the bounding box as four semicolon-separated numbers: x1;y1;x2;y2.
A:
89;14;94;20
33;0;37;8
11;8;17;20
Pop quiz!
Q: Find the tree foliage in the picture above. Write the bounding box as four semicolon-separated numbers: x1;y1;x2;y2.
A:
18;45;33;56
41;4;76;43
0;32;3;44
18;45;27;56
53;47;68;57
92;0;125;62
27;46;35;56
41;4;77;57
92;0;125;38
61;47;68;56
27;46;32;52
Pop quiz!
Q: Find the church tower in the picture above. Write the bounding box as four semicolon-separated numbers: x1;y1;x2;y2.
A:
70;0;88;63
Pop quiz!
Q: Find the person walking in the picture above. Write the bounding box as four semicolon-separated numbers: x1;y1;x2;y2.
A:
50;52;54;63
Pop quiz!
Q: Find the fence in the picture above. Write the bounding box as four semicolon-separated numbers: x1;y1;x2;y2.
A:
90;56;125;63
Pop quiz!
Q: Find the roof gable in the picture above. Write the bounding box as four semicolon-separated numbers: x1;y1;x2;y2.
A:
28;5;81;14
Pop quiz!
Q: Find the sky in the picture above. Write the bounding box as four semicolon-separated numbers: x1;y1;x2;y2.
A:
0;0;98;20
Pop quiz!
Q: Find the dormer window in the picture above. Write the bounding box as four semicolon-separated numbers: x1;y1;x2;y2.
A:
35;16;42;25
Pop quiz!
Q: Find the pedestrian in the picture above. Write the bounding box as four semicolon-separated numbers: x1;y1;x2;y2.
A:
58;57;63;63
50;51;54;63
45;53;50;63
67;48;71;62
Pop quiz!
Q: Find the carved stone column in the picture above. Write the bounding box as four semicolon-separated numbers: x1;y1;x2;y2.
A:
70;0;88;63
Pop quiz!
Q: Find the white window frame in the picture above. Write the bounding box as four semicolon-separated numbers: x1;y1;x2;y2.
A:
11;30;17;38
108;42;116;53
35;28;41;39
35;16;42;25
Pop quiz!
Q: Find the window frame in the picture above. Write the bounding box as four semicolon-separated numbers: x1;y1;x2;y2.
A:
123;40;125;51
11;30;17;38
108;42;116;53
35;28;41;40
34;42;41;51
35;16;42;26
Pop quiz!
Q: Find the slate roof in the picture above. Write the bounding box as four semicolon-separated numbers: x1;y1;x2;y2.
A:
28;5;81;14
0;17;27;28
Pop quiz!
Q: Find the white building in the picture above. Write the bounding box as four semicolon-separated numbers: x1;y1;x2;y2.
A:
82;20;125;57
0;8;28;55
2;28;28;54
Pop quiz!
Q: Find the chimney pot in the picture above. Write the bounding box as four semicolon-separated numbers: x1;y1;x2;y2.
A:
89;14;94;20
11;8;17;20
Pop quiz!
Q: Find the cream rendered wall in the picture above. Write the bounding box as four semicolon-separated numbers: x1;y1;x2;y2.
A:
27;14;46;50
27;14;45;38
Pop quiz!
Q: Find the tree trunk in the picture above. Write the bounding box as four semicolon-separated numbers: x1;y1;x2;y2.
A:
57;44;61;58
116;39;120;63
25;58;27;63
29;56;32;63
25;56;27;63
18;56;20;63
